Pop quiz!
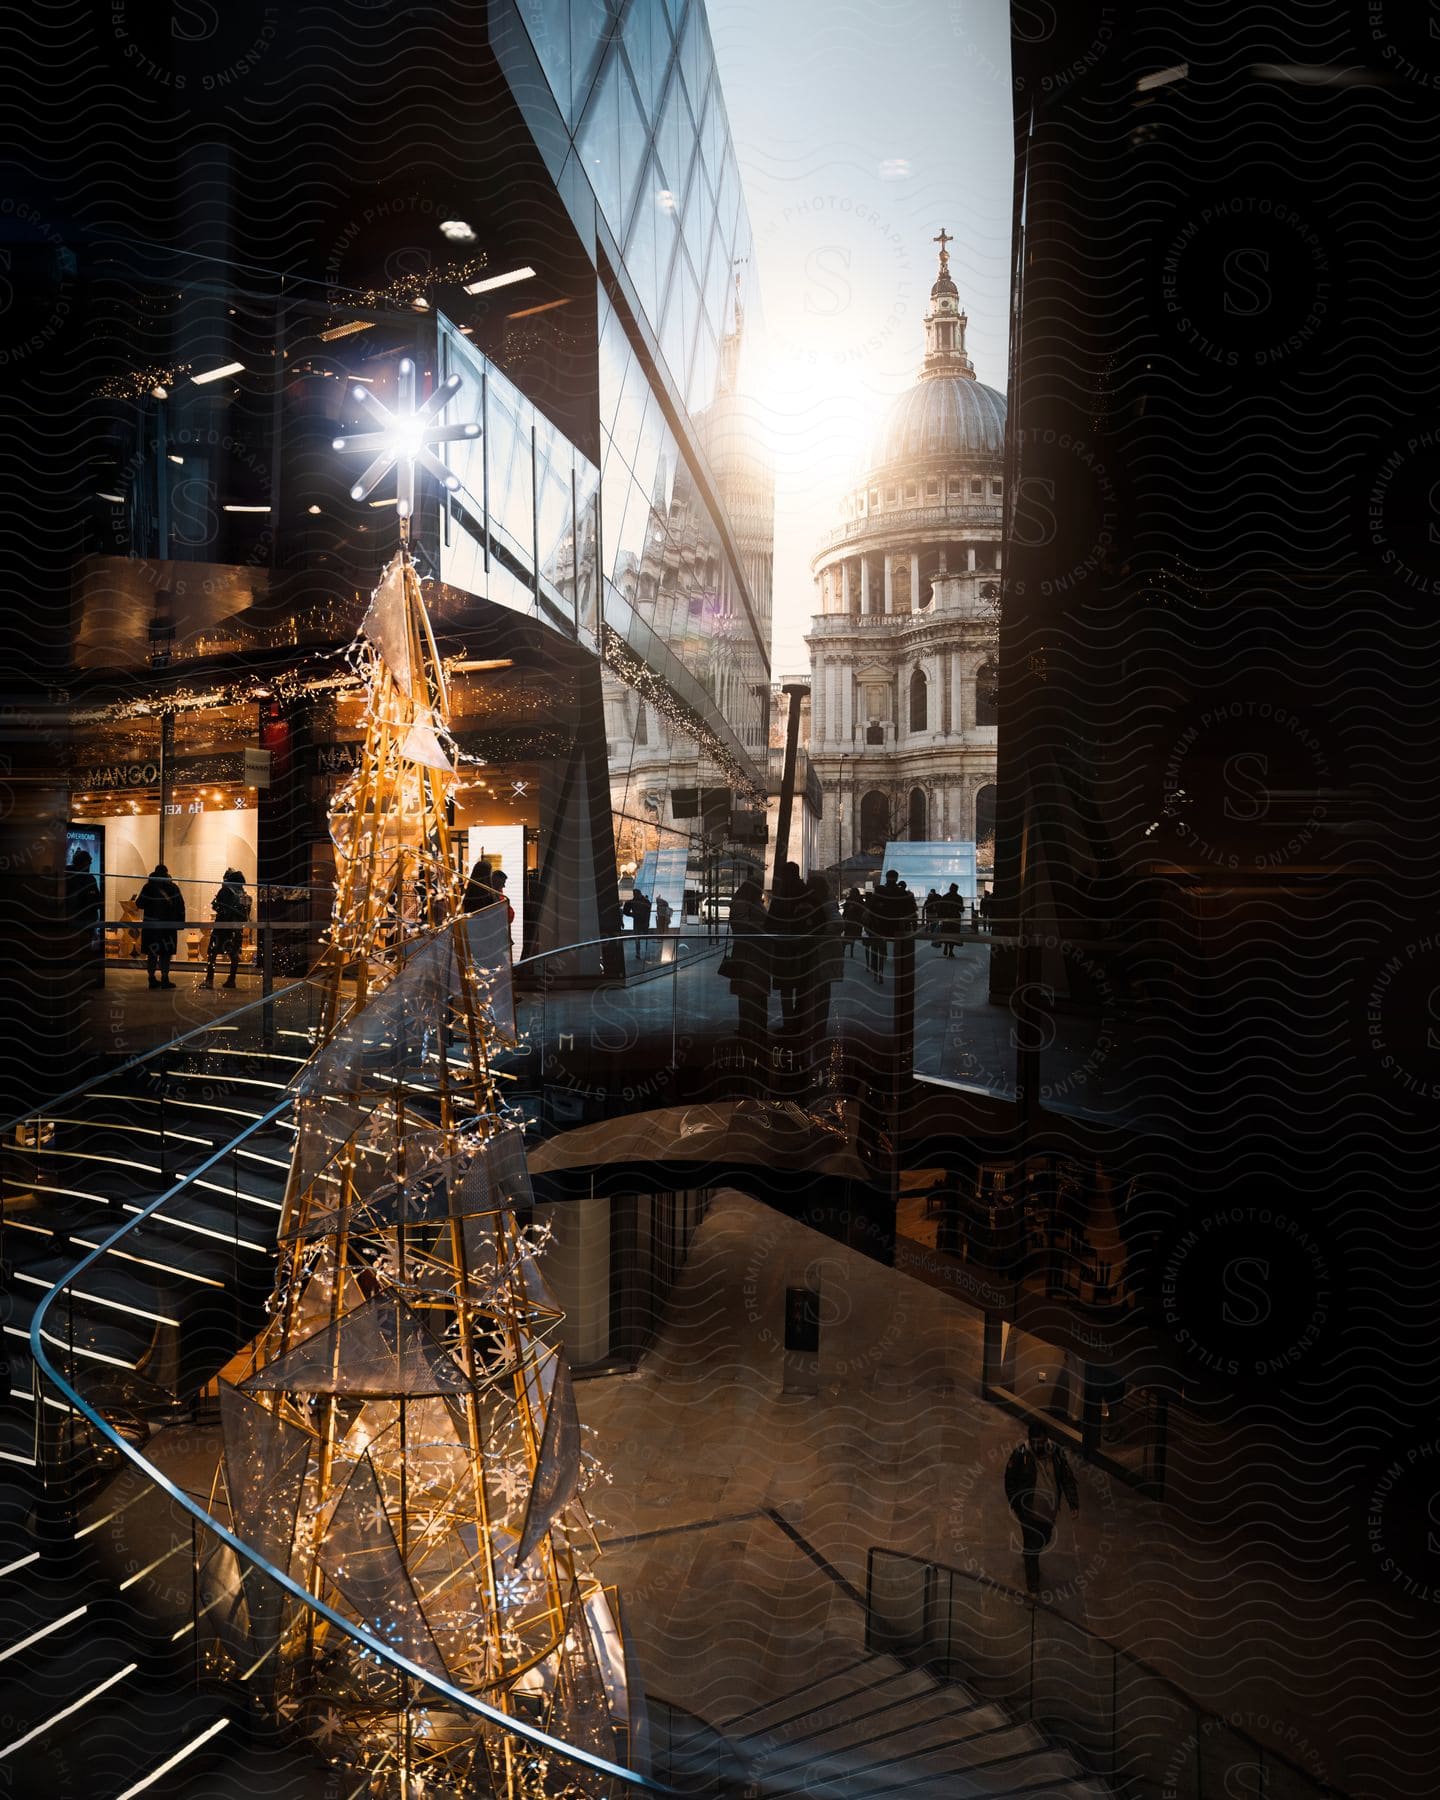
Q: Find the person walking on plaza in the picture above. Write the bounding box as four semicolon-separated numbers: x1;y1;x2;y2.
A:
841;887;865;959
722;876;771;1052
136;862;185;989
979;886;993;933
922;888;940;933
200;867;251;989
801;873;843;1047
767;861;811;1030
654;893;673;936
865;868;914;985
1004;1425;1080;1595
935;882;964;957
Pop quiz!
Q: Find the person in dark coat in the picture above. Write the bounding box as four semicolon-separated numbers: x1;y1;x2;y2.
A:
200;867;251;989
463;859;499;914
766;862;811;1029
841;888;865;958
1004;1425;1080;1594
66;849;104;986
801;874;843;1045
922;889;940;932
935;882;964;957
724;877;771;1049
135;862;185;988
979;887;993;932
864;869;913;984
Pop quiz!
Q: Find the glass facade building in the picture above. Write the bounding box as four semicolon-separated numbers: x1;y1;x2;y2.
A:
13;0;774;1003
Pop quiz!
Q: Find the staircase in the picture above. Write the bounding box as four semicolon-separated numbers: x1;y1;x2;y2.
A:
0;999;341;1797
654;1646;1114;1798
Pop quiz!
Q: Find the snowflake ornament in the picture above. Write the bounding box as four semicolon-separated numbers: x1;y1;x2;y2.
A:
333;358;479;519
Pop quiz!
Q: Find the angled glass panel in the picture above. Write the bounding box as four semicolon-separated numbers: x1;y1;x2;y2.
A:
664;0;686;30
716;147;741;265
689;318;718;413
655;62;693;208
679;1;707;113
702;79;728;188
612;332;652;469
571;1;620;127
523;0;573;122
682;153;714;271
659;252;698;397
622;0;666;116
623;151;662;324
597;293;632;437
703;228;730;339
576;51;623;230
616;54;650;226
629;388;667;511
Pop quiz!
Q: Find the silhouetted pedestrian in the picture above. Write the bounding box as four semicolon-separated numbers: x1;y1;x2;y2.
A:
136;863;185;989
200;867;250;988
463;859;499;914
1004;1425;1079;1595
801;874;843;1046
722;877;770;1052
66;849;103;986
841;888;865;959
935;882;964;957
767;862;810;1028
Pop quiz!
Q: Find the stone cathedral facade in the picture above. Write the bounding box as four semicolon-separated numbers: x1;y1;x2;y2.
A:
806;235;1005;870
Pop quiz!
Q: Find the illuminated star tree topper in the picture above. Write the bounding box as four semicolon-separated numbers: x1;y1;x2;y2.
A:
333;356;479;520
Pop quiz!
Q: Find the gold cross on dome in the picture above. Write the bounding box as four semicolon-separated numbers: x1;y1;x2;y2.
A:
934;228;953;266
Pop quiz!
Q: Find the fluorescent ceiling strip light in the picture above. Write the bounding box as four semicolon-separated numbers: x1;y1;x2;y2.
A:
223;504;271;513
0;1605;87;1664
120;1541;187;1592
77;1241;225;1288
13;1273;179;1327
0;1663;137;1757
117;1203;267;1252
463;264;535;295
0;1550;39;1579
191;361;244;384
76;1491;146;1538
115;1718;231;1798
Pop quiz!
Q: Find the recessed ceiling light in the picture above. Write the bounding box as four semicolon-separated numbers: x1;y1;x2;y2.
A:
308;504;322;514
97;491;125;503
151;384;168;399
463;265;536;296
167;454;183;465
412;297;431;311
192;362;245;385
440;220;476;242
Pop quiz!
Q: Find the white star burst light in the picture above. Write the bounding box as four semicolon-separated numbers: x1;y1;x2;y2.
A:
333;357;479;519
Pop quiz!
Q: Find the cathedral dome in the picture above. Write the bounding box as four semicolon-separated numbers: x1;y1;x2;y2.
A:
873;375;1008;468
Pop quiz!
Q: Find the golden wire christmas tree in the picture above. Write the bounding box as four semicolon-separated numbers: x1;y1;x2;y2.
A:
206;364;643;1797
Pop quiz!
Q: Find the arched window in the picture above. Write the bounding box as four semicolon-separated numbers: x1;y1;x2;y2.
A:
975;662;999;728
975;783;997;847
859;790;890;855
908;786;927;841
909;666;928;732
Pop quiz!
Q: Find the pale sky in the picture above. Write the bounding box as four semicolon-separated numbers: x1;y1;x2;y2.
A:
706;0;1014;676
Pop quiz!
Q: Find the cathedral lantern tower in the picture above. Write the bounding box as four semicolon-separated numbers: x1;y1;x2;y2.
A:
805;234;1006;873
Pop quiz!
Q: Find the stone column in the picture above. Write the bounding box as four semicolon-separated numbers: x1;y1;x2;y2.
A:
954;651;968;730
942;652;953;736
883;554;894;613
859;556;870;615
842;662;854;743
911;551;921;611
841;559;852;613
968;544;977;571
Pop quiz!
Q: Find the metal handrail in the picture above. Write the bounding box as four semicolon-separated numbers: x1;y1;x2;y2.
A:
0;973;311;1138
865;1546;1350;1800
26;1032;680;1794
